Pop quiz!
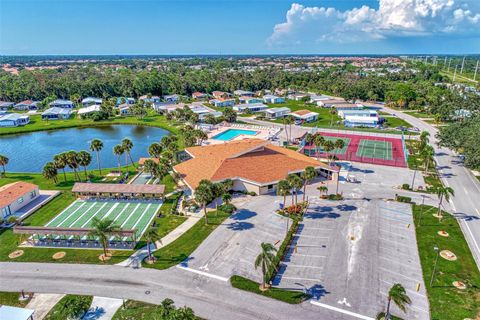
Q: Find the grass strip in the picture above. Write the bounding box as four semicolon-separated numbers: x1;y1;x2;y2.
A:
44;295;92;320
230;275;310;304
0;291;31;307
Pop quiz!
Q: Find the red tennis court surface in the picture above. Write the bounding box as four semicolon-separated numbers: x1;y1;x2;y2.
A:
301;132;407;168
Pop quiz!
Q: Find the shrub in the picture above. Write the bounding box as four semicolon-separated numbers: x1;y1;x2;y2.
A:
395;195;412;203
327;194;343;200
7;216;18;225
401;183;410;190
248;191;257;196
286;204;303;214
0;217;4;225
218;203;236;214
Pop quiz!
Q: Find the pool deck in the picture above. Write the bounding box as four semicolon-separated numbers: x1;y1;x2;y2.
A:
206;123;281;145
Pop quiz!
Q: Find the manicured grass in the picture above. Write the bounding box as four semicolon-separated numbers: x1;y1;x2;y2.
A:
160;174;177;194
381;116;413;128
0;291;31;307
44;295;92;320
143;210;230;269
135;212;187;249
112;299;198;319
230;275;310;304
413;204;480;320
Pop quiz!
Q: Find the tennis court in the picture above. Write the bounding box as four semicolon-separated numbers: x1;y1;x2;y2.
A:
45;199;162;239
356;139;393;160
318;136;350;154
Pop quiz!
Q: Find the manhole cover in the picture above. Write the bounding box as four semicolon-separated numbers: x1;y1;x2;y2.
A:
145;290;151;295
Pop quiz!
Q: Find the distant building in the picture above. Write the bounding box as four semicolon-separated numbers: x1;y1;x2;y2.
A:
234;90;254;97
0;182;40;220
139;95;161;104
81;97;102;107
152;102;176;113
49;99;75;109
239;96;263;104
118;104;130;115
78;105;101;116
14;100;40;111
116;97;135;105
263;95;285;104
0;113;30;127
41;107;72;120
164;94;180;103
209;98;235;108
287;93;309;101
0;101;15;110
289;109;318;123
309;94;331;104
233;103;268;113
337;109;377;119
212;91;231;99
264;107;291;119
344;116;379;128
192;92;208;100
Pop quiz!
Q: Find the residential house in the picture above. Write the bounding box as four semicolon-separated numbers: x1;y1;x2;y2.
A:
233;103;268;113
139;95;161;104
49;99;75;109
0;182;40;219
192;92;208;100
152;102;176;113
287;93;309;101
116;97;135;105
173;139;338;195
78;105;101;117
190;104;222;121
0;113;30;127
0;101;15;110
209;98;235;108
41;107;72;120
212;91;231;99
263;95;285;104
337;109;377;119
239;96;263;104
338;110;379;128
309;94;331;104
316;99;347;108
233;90;254;97
14;100;40;111
289;109;319;123
264;107;291;119
81;97;102;107
164;94;180;103
118;104;130;115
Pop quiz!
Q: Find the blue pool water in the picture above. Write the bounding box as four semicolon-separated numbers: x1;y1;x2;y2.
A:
212;129;258;141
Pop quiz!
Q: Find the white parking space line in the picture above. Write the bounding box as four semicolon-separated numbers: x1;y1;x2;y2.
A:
310;301;375;320
300;227;334;231
379;257;418;270
176;265;229;282
278;276;323;282
379;267;423;283
294;234;330;239
378;237;413;248
292;253;327;258
282;263;324;269
380;216;410;224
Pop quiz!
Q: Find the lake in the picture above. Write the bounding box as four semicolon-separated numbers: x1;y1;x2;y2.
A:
0;125;170;173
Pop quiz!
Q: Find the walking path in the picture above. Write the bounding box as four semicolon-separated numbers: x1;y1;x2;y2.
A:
25;293;64;320
82;296;124;320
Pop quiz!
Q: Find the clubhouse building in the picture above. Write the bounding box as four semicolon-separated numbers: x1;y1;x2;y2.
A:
72;183;165;200
174;139;338;195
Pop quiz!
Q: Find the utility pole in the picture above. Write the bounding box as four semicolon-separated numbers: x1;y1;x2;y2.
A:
453;65;458;82
460;56;466;74
474;60;479;81
430;246;440;287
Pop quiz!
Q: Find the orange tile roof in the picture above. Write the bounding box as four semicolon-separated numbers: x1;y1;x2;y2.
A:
0;182;38;208
173;139;330;190
138;157;159;165
292;109;313;116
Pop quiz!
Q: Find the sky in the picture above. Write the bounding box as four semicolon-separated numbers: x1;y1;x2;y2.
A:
1;0;479;55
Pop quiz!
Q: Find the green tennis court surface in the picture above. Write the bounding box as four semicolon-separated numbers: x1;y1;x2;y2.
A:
45;200;162;239
317;137;351;154
356;139;393;160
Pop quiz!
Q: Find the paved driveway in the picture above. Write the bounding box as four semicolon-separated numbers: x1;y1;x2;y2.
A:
181;195;288;281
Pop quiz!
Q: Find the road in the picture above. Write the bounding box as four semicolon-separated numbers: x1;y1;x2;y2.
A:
0;262;356;320
381;106;480;268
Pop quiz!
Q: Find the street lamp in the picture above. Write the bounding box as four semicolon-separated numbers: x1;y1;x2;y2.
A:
429;246;440;287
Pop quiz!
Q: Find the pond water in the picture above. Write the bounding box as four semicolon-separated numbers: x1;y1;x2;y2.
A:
0;125;169;173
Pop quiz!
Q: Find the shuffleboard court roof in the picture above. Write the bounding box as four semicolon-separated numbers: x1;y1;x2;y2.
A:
72;183;165;194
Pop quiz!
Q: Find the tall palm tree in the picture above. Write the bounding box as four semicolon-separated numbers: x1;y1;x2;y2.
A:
255;242;278;290
301;167;317;202
330;109;337;127
148;142;163;159
0;154;9;176
144;227;162;262
195;179;214;225
282;116;293;145
113;145;124;171
385;283;411;320
221;193;232;205
313;134;325;157
143;159;158;178
334;139;345;155
421;145;434;173
419;131;430;151
435;186;454;220
77;151;92;181
42;162;58;184
88;218;121;260
65;151;81;181
317;185;328;197
121;138;135;168
323;140;335;165
287;174;303;205
53;153;68;182
277;180;291;208
90;139;104;175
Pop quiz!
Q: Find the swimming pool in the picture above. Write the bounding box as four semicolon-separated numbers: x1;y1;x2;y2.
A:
212;129;258;141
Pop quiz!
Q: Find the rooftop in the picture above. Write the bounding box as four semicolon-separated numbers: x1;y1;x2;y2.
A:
0;182;38;208
72;182;165;195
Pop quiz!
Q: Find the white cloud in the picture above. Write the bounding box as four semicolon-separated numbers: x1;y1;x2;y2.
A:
268;0;480;46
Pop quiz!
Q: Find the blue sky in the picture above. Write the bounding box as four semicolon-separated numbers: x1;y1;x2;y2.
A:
1;0;479;55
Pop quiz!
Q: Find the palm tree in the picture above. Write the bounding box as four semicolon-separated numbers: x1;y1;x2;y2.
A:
77;151;92;180
221;193;232;205
254;242;278;290
282;116;293;145
90;139;104;175
334;139;345;155
385;283;411;320
113;144;124;171
287;174;303;205
419;131;430;151
121;138;135;168
148;142;163;159
65;151;81;181
194;179;214;225
301;167;317;202
143;159;158;178
323;140;335;165
421;145;434;173
317;185;328;197
220;179;234;194
88;218;121;260
330;109;337;127
435;186;454;220
53;153;68;182
277;180;291;209
144;227;162;262
313;134;325;157
0;154;9;176
42;162;58;183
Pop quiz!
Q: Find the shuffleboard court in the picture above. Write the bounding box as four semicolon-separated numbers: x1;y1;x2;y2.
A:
45;199;162;239
356;139;393;160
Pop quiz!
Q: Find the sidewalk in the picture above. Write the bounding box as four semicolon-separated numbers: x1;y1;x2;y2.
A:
26;293;64;320
82;296;123;320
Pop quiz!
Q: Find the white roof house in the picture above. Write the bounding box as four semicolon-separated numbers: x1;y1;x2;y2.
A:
264;107;291;119
41;107;72;120
338;109;377;119
78;105;101;115
233;90;254;96
263;95;285;104
0;113;30;127
49;99;75;108
343;115;379;128
0;305;34;320
81;97;102;106
233;103;268;113
289;109;319;122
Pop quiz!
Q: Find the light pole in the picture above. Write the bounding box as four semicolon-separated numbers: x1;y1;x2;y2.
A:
430;246;440;287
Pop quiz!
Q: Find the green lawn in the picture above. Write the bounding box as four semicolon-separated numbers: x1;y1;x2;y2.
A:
406;140;442;193
113;299;198;319
381;116;413;128
44;295;93;320
0;291;31;307
160;174;177;194
413;205;480;320
230;276;310;304
143;210;230;269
